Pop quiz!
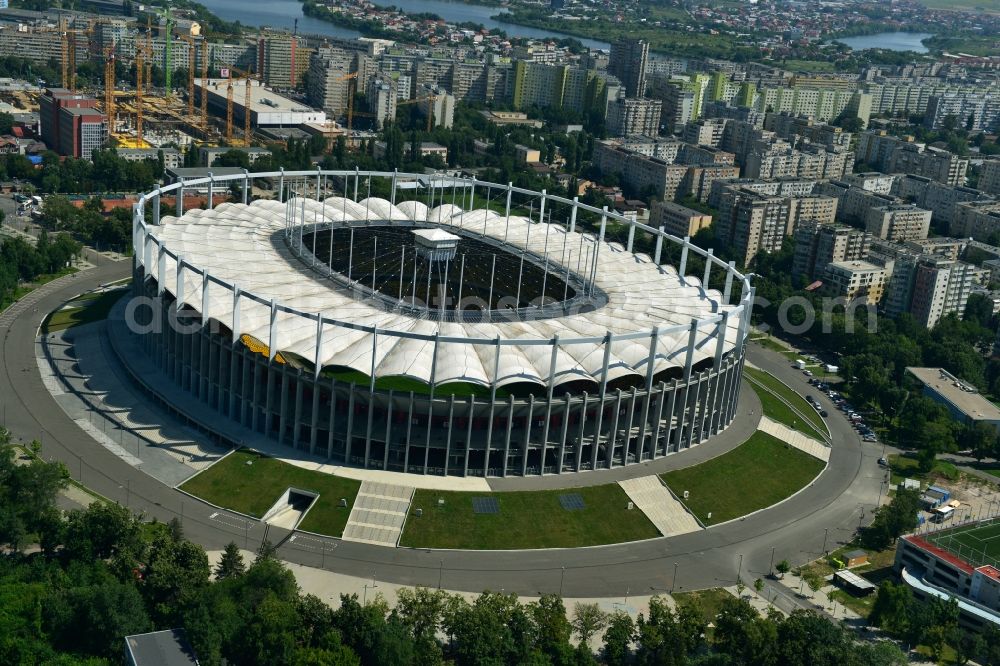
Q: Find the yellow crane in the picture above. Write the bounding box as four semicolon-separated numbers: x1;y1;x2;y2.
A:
224;66;256;146
178;35;197;118
334;72;358;130
397;94;439;132
135;41;144;144
200;40;209;130
104;46;116;136
58;20;95;92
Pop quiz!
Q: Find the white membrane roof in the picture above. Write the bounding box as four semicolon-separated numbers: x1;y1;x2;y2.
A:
147;198;740;389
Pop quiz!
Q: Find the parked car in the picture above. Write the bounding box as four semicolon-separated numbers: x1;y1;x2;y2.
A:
804;370;813;377
806;395;815;403
820;410;829;418
878;457;888;466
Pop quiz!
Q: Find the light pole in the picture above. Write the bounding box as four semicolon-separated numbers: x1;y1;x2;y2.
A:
559;566;565;597
737;553;743;584
769;547;775;577
439;560;444;591
671;562;679;594
822;528;829;554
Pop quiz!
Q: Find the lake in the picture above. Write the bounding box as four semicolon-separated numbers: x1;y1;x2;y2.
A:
197;0;610;50
836;32;933;53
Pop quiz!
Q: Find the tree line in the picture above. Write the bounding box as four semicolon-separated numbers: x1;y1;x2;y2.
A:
0;227;81;310
0;425;910;666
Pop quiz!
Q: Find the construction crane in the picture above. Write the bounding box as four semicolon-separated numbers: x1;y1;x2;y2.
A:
157;7;175;99
145;15;153;97
104;46;116;136
336;72;358;130
179;35;196;117
200;40;209;130
135;41;144;144
397;94;439;132
57;20;95;92
224;66;256;146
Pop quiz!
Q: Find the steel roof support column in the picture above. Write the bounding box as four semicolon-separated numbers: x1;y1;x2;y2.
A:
626;218;635;253
423;333;439;474
502;394;514;477
364;328;378;469
591;332;612;470
207;173;214;210
541;334;559;473
174;255;185;311
463;396;475;477
703;249;714;289
200;271;210;326
654;226;664;266
176;178;184;217
679;236;690;283
443;395;455;476
723;261;736;303
503;182;512;244
569;196;578;234
608;389;622;468
390;168;398;207
243;169;249;204
556;393;570;474
353;166;359;202
383;390;394;471
637;326;659;461
484;337;500;475
522;396;534;476
278;168;284;203
153;189;160;225
327;378;338;460
575;392;588;471
229;289;241;419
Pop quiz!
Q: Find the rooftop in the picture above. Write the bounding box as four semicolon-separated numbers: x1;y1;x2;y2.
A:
124;629;198;666
196;78;318;115
907;367;1000;422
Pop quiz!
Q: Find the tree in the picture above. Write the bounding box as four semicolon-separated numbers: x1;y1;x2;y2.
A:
862;487;921;550
215;542;246;580
571;602;608;647
530;594;573;664
601;610;634;666
713;596;778;665
775;560;790;579
869;581;913;635
0;446;67;551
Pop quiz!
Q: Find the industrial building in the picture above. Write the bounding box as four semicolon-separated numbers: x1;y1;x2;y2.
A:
195;78;326;128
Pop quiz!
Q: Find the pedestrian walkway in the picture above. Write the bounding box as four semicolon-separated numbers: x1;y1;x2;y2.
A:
618;476;702;537
341;481;415;547
758;417;830;462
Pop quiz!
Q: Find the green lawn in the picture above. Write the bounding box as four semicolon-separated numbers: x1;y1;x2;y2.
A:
672;588;733;625
744;367;827;437
888;453;960;485
748;382;825;442
43;288;127;333
750;337;790;354
180;449;361;537
399;483;659;549
663;432;825;526
0;267;78;313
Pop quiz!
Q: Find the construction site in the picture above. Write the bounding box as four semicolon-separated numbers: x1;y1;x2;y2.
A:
4;11;350;159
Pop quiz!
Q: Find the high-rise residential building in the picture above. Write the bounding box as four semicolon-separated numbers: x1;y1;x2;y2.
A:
823;260;887;305
715;187;792;266
924;92;1000;133
864;204;932;242
366;78;397;129
682;118;728;148
857;130;969;186
417;85;456;129
792;220;872;283
512;61;619;117
307;47;369;116
258;32;311;89
868;240;987;327
608;38;648;97
891;174;992;228
951;201;1000;242
606;98;662;138
978;160;1000;196
659;85;696;133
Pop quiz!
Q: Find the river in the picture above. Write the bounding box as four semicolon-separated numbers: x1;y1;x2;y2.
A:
197;0;610;50
836;32;933;53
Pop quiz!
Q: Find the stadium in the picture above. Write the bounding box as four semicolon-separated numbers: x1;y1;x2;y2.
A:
126;170;754;478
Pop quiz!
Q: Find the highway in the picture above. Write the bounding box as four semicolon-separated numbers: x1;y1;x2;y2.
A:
0;259;885;597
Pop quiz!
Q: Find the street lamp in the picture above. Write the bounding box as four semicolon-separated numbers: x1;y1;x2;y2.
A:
559;566;565;597
672;562;679;594
769;547;776;577
822;528;829;554
737;553;743;584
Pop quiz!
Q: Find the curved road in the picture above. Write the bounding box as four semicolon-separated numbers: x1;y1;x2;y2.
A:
0;261;884;598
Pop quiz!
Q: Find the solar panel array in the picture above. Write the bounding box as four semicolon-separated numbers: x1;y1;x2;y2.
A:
472;497;500;514
559;493;586;511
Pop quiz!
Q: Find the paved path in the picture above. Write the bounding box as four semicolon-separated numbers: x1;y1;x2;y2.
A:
618;476;701;537
758;417;831;462
0;261;884;596
342;481;414;547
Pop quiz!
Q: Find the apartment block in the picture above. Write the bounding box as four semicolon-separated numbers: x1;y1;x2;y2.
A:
681;117;727;148
366;78;397;129
512;61;619;117
715;187;792;266
865;204;932;242
792;220;872;283
763;112;853;149
980;160;1000;196
951;201;1000;242
857;131;968;186
823;260;886;305
924;92;1000;132
606;98;662;138
892;174;993;228
608;38;648;98
650;200;712;238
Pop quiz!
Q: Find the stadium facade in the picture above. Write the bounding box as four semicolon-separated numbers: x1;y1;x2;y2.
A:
128;170;754;478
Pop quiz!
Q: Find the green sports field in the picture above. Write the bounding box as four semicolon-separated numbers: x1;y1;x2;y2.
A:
926;519;1000;568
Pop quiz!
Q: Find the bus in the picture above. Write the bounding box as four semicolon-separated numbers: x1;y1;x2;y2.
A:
931;506;955;523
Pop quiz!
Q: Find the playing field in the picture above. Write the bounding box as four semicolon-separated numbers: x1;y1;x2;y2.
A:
926;519;1000;568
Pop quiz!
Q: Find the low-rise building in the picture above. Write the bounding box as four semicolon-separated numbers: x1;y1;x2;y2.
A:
907;367;1000;429
650;200;712;238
